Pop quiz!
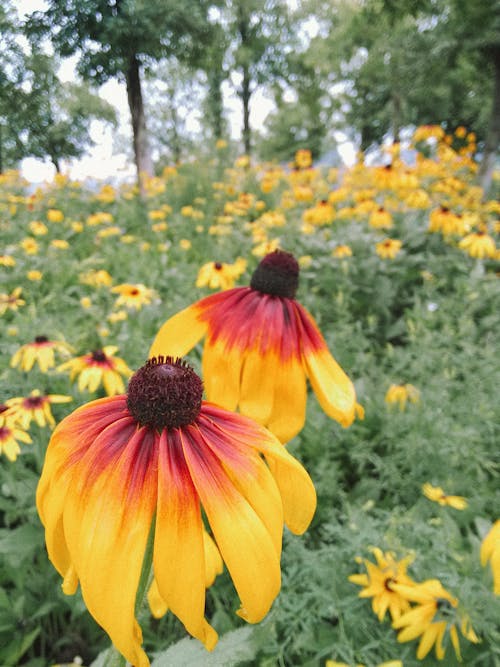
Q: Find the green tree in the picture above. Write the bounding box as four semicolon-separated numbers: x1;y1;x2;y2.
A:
27;0;220;187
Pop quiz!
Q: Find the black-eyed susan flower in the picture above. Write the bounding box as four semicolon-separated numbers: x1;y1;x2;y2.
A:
480;520;500;594
459;230;496;259
422;483;468;509
348;547;415;622
0;417;32;461
0;287;25;315
385;383;420;411
392;579;479;661
150;250;360;443
37;356;316;667
10;336;73;373
111;283;155;310
369;206;393;229
79;269;113;287
375;238;402;259
58;346;133;396
332;244;353;259
5;390;71;429
195;259;247;291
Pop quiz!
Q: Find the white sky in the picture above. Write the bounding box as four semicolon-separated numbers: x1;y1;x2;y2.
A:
16;0;354;183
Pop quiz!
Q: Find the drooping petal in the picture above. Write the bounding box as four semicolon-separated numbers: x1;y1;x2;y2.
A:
62;425;158;667
181;423;281;624
203;530;223;587
202;337;245;411
200;404;316;536
149;304;208;358
416;621;440;658
154;429;217;650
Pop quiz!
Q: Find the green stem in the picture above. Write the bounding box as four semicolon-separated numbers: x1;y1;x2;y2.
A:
102;520;156;667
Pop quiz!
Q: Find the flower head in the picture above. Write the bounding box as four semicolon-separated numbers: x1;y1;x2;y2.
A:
58;346;133;396
0;287;25;315
392;579;479;661
375;238;402;259
422;483;468;510
111;283;155;310
196;259;247;291
150;250;359;442
5;390;72;430
385;383;420;411
0;421;32;461
480;519;500;594
459;231;496;259
348;547;415;621
37;356;316;667
10;336;73;373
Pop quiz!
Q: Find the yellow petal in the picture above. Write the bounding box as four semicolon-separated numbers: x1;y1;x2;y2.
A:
147;578;168;619
416;622;440;659
266;354;307;443
239;347;277;425
202;337;244;412
149;304;208;359
203;530;223;588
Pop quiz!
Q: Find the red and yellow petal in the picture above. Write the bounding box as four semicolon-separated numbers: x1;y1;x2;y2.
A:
202;337;245;411
153;429;217;650
149;304;208;359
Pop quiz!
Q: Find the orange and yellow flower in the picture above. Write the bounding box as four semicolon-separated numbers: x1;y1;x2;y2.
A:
422;483;468;510
58;346;133;396
150;250;359;443
195;258;247;291
0;420;32;461
10;336;73;373
111;283;155;310
5;390;72;429
0;287;25;315
37;356;316;667
459;231;496;259
375;238;402;259
480;520;500;594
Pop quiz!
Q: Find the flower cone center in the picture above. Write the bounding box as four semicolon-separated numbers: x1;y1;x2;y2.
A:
250;249;299;298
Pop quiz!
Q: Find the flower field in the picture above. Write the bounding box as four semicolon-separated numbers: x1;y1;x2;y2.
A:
0;130;499;667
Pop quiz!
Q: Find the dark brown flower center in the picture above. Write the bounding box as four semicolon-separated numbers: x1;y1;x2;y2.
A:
250;249;299;299
214;262;223;270
91;350;108;363
127;356;203;430
25;396;44;408
35;335;49;343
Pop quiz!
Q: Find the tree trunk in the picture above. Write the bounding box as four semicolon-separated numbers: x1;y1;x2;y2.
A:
241;64;251;155
125;53;153;192
478;47;500;196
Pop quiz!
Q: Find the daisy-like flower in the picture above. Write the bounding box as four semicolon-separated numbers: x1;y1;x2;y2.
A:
58;346;133;396
150;250;360;443
0;420;32;461
459;231;496;259
369;206;393;229
37;356;316;667
385;383;420;411
196;259;247;291
10;336;73;373
480;520;500;594
5;390;72;430
0;287;25;315
111;283;155;310
392;579;479;661
375;238;402;259
348;547;415;622
332;244;353;259
422;483;468;510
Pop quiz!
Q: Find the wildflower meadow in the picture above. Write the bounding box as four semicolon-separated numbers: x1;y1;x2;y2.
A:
1;131;499;667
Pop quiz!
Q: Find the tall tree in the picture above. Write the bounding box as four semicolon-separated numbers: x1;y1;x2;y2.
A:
27;0;220;187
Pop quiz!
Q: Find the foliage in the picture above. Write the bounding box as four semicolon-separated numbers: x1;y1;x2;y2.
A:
0;130;499;667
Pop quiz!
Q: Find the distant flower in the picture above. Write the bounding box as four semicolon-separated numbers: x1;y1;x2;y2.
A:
376;238;402;259
37;356;316;666
392;579;479;661
0;421;32;461
348;547;415;621
332;244;353;259
80;297;92;309
0;287;25;315
58;346;133;396
10;336;72;372
51;239;70;249
47;208;64;223
111;283;155;310
252;238;281;257
196;259;247;291
20;237;39;255
385;383;420;410
294;148;312;169
459;231;496;259
107;310;128;323
0;255;16;267
150;250;360;443
27;270;43;281
480;520;500;594
422;483;468;510
29;220;49;235
369;206;393;229
5;390;71;430
179;239;192;250
79;269;113;287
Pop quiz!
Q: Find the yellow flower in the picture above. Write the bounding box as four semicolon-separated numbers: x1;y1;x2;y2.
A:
47;208;64;223
252;238;281;257
27;270;43;281
0;421;32;461
369;206;393;229
29;220;49;235
422;483;468;509
20;237;39;255
11;336;73;372
375;238;402;259
392;579;479;661
196;259;247;291
294;148;312;169
5;390;72;429
51;239;70;249
80;297;92;309
79;269;113;288
179;239;192;250
37;356;316;666
480;520;500;594
332;245;353;259
111;283;155;310
459;231;496;259
385;383;420;410
107;310;128;323
348;547;415;621
0;255;16;267
0;287;25;315
215;138;228;149
58;346;133;396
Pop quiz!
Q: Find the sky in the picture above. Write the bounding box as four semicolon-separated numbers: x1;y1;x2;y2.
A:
16;0;354;183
